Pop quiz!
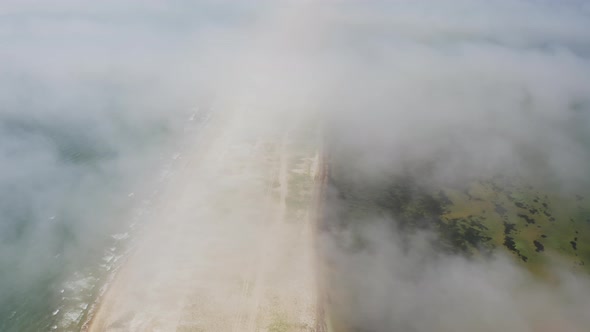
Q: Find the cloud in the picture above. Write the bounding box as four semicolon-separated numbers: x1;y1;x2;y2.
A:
318;0;590;189
324;222;590;332
313;1;590;331
1;0;590;330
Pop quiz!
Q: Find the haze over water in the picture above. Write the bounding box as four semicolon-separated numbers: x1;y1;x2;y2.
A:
2;1;590;331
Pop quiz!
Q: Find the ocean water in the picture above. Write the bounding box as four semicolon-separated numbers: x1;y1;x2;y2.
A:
0;94;209;331
0;15;222;324
0;3;252;330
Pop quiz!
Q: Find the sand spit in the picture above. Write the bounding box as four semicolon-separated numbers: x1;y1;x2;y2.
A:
84;110;323;332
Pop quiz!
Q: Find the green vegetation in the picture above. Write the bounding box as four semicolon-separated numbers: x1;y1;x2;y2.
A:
267;310;312;332
268;314;292;332
440;177;590;274
328;170;590;275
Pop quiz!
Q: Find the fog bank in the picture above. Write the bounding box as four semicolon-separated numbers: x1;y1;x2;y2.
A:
1;0;590;331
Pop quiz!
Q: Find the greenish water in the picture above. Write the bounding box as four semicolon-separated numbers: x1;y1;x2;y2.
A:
0;4;230;330
0;104;206;331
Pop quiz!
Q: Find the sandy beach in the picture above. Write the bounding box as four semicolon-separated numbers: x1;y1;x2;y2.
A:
84;110;323;332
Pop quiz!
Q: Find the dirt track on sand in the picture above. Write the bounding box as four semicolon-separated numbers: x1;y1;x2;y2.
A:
84;111;323;332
